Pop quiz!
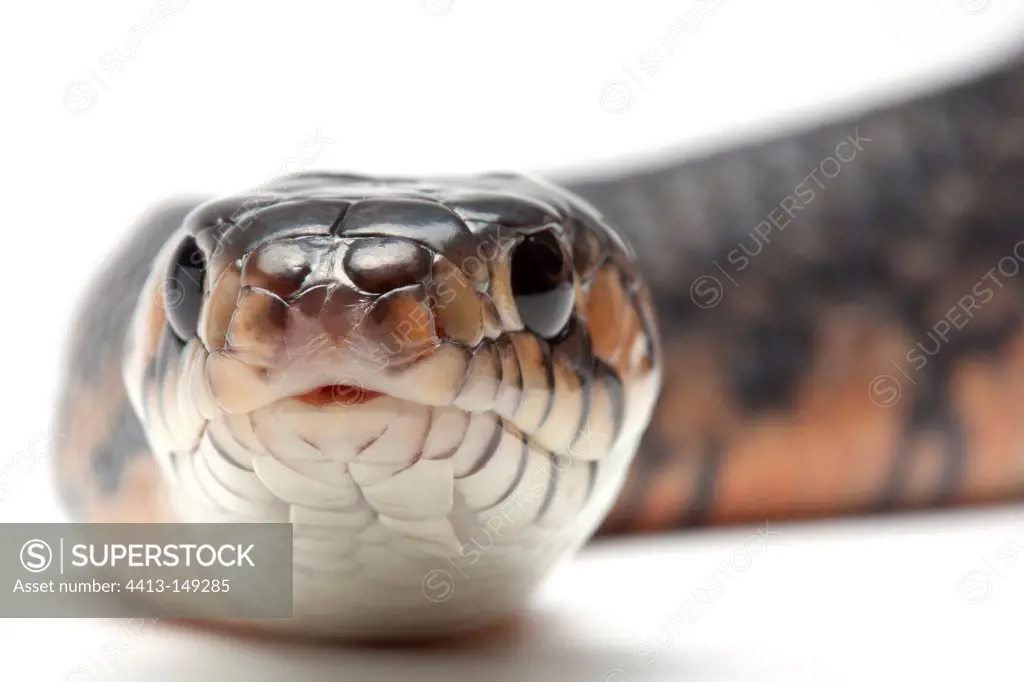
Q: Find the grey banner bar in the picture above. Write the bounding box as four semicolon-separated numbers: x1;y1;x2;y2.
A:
0;523;293;618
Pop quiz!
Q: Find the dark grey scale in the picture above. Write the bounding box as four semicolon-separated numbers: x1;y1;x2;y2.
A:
919;107;968;172
980;164;1024;228
185;195;279;236
950;316;1024;357
240;237;327;301
91;402;151;495
711;152;768;239
637;176;697;273
443;191;561;228
203;199;350;273
343;238;433;294
815;168;886;272
466;175;573;215
948;215;1023;283
802;257;890;305
188;196;281;269
725;317;815;414
335;198;481;286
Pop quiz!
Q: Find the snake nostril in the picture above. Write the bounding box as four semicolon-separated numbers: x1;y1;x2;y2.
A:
344;238;432;294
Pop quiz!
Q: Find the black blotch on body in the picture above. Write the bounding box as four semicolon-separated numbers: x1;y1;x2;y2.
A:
881;312;1019;508
726;319;815;413
582;51;1024;531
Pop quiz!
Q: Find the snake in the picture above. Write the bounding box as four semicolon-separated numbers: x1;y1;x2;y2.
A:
54;49;1024;639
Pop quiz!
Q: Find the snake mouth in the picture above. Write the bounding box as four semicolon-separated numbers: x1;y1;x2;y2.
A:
292;383;385;407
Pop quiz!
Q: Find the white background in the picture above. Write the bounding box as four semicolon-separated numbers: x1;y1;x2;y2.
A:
1;0;1024;679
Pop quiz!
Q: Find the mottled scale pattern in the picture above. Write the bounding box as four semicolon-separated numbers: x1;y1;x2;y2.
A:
52;48;1024;636
567;50;1024;534
55;173;659;637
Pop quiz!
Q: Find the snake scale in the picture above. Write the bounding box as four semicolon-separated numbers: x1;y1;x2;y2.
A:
53;50;1024;637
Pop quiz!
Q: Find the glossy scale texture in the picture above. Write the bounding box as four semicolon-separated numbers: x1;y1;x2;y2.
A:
56;173;661;638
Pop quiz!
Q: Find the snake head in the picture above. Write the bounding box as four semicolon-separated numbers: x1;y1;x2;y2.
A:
122;171;660;636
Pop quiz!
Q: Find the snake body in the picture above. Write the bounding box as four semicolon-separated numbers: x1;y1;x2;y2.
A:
55;51;1024;637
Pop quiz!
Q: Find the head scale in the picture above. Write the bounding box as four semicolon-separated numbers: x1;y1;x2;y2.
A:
123;172;660;541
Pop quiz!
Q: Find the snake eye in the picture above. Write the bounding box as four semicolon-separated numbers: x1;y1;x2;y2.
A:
510;230;574;339
164;236;206;341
